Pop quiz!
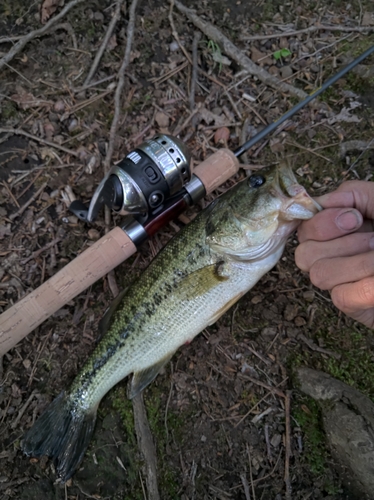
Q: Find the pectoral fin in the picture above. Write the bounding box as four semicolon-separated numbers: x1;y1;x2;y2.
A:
129;354;174;399
207;292;244;325
175;262;229;299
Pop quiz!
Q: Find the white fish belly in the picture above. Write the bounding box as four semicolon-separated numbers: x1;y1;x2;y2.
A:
88;248;284;403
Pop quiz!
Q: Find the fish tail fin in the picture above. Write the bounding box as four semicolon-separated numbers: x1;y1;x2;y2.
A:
21;391;97;482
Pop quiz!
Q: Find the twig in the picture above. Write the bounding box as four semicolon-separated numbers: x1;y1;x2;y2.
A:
241;375;286;398
0;22;77;47
173;107;200;136
240;473;251;500
264;424;273;463
286;140;333;163
73;74;116;93
104;0;140;171
9;182;48;221
169;0;192;65
339;139;374;158
0;0;85;71
240;116;252;165
61;89;113;120
164;373;174;444
83;0;125;87
174;1;308;101
11;390;38;429
297;333;341;359
0;128;79;157
1;182;20;208
284;390;292;500
246;445;256;500
234;378;288;428
21;237;62;264
240;23;374;41
132;392;160;500
190;31;201;111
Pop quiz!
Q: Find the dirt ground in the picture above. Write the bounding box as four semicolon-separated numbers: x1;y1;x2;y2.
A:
1;0;374;499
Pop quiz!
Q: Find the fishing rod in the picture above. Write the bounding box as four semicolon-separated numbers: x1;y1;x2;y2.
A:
1;44;373;355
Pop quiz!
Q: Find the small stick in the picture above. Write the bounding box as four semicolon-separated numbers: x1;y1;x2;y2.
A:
0;128;79;157
9;182;48;221
173;107;200;136
240;116;252;165
240;473;251;500
169;0;192;65
242;375;286;398
132;392;160;500
21;237;62;264
264;424;273;463
0;22;77;48
2;182;20;208
0;0;85;71
297;333;341;359
189;31;201;111
339;139;374;158
104;0;140;171
17;169;43;200
240;23;374;41
83;0;125;87
11;390;38;429
174;0;308;101
246;445;256;500
164;375;174;444
284;390;292;500
73;74;116;93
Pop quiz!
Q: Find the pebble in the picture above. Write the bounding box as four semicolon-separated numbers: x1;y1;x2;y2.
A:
303;290;315;302
280;65;293;79
88;229;100;240
270;433;282;448
294;316;306;327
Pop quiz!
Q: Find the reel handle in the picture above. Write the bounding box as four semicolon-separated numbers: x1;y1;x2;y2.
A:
0;148;239;355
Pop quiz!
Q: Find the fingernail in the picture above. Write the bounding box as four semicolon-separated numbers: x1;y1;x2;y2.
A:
336;210;361;231
370;236;374;250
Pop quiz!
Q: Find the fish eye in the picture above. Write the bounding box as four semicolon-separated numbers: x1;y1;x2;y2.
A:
248;174;266;188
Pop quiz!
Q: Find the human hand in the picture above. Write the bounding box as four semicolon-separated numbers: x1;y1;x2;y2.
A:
295;181;374;328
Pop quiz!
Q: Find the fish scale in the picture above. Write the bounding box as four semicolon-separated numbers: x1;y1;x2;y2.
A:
21;163;320;481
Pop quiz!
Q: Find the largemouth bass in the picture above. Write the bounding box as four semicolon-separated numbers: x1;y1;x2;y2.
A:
22;163;320;481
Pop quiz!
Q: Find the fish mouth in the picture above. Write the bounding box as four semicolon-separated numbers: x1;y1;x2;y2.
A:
275;162;321;221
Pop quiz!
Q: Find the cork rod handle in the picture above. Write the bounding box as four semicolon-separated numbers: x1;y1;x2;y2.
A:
0;149;239;355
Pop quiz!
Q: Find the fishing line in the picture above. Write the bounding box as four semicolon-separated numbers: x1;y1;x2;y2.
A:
234;44;374;158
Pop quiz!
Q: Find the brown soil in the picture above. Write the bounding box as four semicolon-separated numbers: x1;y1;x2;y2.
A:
1;1;374;499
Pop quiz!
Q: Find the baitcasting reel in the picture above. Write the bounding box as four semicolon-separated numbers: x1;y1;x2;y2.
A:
70;134;197;223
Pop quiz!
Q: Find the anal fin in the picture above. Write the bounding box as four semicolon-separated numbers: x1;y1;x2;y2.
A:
129;354;174;399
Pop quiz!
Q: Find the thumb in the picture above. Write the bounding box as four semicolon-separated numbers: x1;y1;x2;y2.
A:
297;207;363;243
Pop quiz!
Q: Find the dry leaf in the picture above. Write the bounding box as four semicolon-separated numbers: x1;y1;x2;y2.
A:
41;0;64;24
0;224;11;240
214;126;230;144
362;12;374;26
199;107;226;127
155;111;170;128
10;92;51;110
107;35;118;51
328;107;361;125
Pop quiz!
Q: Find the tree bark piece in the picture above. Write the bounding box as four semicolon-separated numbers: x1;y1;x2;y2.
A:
173;1;308;101
297;367;374;500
